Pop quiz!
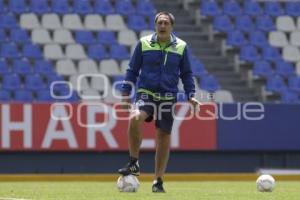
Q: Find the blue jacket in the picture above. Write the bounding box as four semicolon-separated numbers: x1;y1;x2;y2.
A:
122;33;195;100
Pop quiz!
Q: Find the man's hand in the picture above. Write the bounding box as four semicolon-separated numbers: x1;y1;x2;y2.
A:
188;97;202;114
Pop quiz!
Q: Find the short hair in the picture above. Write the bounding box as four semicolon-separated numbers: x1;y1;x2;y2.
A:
154;11;175;25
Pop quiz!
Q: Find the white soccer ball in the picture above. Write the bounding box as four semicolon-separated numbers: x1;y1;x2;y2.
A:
256;174;275;192
117;175;140;192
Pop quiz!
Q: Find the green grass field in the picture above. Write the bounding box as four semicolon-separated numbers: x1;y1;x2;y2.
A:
0;181;299;200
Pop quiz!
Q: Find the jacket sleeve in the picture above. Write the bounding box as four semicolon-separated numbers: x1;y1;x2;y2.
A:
180;45;195;99
121;41;142;94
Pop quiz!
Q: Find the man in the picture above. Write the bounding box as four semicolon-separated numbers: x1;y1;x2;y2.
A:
118;11;200;193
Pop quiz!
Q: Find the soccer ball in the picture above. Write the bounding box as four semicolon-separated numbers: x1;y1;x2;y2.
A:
117;175;140;192
256;174;275;192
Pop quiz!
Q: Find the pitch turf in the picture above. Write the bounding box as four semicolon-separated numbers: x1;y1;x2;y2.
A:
0;181;299;200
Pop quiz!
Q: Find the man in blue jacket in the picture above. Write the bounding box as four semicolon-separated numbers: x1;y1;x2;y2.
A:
118;11;200;192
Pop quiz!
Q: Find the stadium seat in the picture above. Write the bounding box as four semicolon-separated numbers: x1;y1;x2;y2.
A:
283;45;300;63
256;15;276;32
269;31;288;48
285;1;300;17
0;0;6;13
75;30;94;45
91;75;110;92
226;30;247;47
265;76;286;93
236;15;255;32
78;59;98;74
99;59;121;75
200;74;220;92
140;30;154;38
136;0;156;16
73;0;93;15
94;0;115;15
239;45;260;62
9;28;30;44
288;76;300;93
41;14;62;30
264;1;284;17
118;29;138;47
23;44;43;59
9;0;27;14
80;89;101;101
1;43;20;58
280;89;299;103
244;0;263;16
275;60;295;78
2;73;21;90
62;14;83;30
105;14;127;31
25;74;47;90
36;90;55;102
84;15;105;30
249;31;268;47
290;31;300;47
110;44;130;60
0;89;11;101
213;15;234;33
31;29;52;44
214;89;234;103
14;89;34;102
200;0;220;17
34;60;55;75
13;59;32;75
56;59;77;76
53;29;75;44
252;60;273;79
223;0;242;16
44;44;65;60
96;31;117;45
30;0;50;15
115;0;136;16
276;16;296;32
65;43;87;60
120;60;129;74
87;44;109;60
262;46;281;62
190;58;207;77
127;15;149;32
52;0;71;14
0;59;9;74
69;75;90;91
20;13;40;29
0;14;18;29
0;28;6;42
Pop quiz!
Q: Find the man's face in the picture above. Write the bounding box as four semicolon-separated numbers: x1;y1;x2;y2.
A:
155;14;173;42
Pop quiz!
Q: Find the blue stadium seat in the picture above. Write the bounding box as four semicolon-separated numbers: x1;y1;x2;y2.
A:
200;74;220;92
0;28;6;42
136;0;156;16
46;74;64;86
239;45;260;62
52;0;71;14
127;15;148;32
36;90;55;102
262;46;281;62
249;31;268;47
94;0;114;15
201;0;220;17
87;44;109;60
9;0;27;14
30;0;50;14
252;60;273;79
14;89;34;102
75;30;94;44
9;28;30;44
2;73;21;90
34;60;55;75
256;15;276;32
227;30;247;47
264;1;284;17
115;0;136;15
0;89;11;101
0;14;18;29
265;75;286;93
190;57;208;77
1;43;20;58
223;0;242;16
0;59;9;74
285;2;300;17
275;60;295;78
25;74;47;91
244;0;263;16
13;59;32;75
213;15;234;33
22;44;43;59
0;0;6;13
96;31;117;45
288;76;300;93
280;89;299;103
235;15;255;32
73;0;93;15
110;44;130;60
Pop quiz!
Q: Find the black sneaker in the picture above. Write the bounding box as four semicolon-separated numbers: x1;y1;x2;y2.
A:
152;177;165;193
118;160;140;176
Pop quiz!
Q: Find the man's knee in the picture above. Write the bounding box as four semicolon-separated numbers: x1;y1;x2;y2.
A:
129;110;149;125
